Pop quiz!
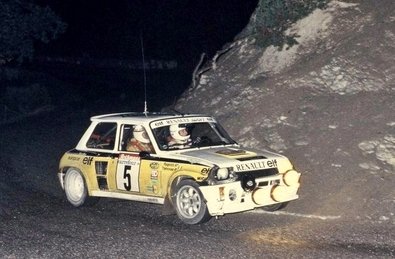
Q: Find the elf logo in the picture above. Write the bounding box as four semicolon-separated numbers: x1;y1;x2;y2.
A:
83;156;94;165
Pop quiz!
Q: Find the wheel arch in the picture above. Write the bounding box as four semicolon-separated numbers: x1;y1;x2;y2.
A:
171;178;211;224
62;166;95;196
168;175;194;202
63;166;99;207
167;172;210;204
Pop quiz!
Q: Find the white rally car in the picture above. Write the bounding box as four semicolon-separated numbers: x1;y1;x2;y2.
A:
58;112;300;224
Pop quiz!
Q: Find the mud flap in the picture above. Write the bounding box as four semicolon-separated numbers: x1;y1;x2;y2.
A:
161;196;176;215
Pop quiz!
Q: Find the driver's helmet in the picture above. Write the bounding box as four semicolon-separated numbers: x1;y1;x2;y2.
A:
133;125;150;144
169;124;190;144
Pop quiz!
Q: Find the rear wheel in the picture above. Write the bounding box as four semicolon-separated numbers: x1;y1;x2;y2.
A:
174;179;211;224
64;168;98;207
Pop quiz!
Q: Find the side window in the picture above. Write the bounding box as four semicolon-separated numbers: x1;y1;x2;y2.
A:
119;124;135;151
86;122;117;150
121;124;155;153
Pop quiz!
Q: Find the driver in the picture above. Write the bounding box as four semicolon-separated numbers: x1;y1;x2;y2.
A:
167;124;192;149
127;125;154;153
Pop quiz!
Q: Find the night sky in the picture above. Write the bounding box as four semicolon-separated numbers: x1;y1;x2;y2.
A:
29;0;258;111
36;0;258;69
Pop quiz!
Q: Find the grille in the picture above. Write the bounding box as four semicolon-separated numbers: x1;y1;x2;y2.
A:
236;168;278;179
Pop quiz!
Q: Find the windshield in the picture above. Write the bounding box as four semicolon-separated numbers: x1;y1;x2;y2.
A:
151;118;237;151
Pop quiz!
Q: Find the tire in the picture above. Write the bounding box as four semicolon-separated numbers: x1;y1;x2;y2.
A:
261;202;288;212
64;168;98;207
173;179;211;224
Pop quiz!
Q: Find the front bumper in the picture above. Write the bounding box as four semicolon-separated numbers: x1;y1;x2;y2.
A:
199;174;299;216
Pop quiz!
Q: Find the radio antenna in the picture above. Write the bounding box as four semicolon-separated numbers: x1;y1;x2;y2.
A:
140;31;148;115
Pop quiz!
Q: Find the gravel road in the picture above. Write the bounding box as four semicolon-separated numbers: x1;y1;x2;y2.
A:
1;111;394;258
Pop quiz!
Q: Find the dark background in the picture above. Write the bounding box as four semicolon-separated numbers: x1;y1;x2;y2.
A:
24;0;258;112
36;0;257;64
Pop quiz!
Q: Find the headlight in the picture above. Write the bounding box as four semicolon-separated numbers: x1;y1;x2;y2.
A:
208;166;235;184
216;168;229;180
283;169;300;186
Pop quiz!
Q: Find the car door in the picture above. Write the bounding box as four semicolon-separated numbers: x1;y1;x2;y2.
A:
114;124;142;193
114;124;164;197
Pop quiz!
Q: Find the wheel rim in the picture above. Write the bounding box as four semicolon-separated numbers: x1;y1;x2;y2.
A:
66;170;85;202
176;185;202;219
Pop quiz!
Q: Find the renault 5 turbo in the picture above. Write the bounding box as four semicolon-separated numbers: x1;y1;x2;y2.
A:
58;112;300;224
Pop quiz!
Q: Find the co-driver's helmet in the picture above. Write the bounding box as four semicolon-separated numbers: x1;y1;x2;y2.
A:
133;125;150;144
169;124;190;143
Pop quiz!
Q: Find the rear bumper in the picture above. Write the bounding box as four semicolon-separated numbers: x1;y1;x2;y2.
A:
199;175;299;216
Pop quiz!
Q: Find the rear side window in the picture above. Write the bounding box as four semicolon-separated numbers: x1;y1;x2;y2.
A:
86;122;117;150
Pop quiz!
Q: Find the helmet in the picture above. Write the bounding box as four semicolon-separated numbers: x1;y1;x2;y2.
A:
133;125;150;144
169;124;190;143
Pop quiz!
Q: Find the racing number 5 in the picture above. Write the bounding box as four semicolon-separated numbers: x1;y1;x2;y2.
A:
117;162;139;192
123;165;132;191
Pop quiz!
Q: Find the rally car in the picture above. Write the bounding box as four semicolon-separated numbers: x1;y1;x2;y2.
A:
58;112;300;224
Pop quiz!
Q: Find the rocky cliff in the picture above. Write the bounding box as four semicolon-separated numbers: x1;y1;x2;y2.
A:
174;0;395;223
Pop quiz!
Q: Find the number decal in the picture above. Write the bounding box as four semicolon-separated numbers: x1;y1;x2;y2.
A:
116;154;140;192
123;165;132;191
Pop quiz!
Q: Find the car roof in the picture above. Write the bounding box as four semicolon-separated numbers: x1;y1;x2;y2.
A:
90;112;209;124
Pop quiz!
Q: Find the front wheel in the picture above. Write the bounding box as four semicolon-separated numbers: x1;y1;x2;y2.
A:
174;180;211;224
64;168;98;207
261;202;288;212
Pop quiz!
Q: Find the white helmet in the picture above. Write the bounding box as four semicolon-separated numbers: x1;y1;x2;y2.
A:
133;125;150;144
169;124;190;143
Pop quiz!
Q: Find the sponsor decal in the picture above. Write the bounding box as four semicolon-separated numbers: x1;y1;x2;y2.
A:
68;156;80;161
118;160;138;165
146;185;158;194
162;162;181;171
151;117;214;128
235;159;278;172
83;156;93;165
201;168;209;174
153;121;165;127
151;170;159;180
118;153;140;165
150;162;159;169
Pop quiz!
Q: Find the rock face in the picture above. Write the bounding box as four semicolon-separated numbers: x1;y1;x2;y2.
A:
174;1;395;223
